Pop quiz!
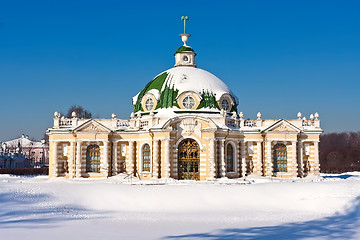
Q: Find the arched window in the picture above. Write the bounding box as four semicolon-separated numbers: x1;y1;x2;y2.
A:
221;98;230;111
142;144;151;172
86;145;100;173
144;97;154;111
273;143;287;172
182;96;196;109
226;144;234;172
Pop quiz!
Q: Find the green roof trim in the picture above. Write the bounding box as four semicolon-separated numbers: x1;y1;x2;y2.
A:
156;84;179;109
176;46;194;53
197;90;220;110
174;110;220;114
134;72;168;112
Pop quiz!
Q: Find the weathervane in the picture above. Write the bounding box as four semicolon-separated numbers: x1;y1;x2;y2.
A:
181;16;189;34
180;16;190;46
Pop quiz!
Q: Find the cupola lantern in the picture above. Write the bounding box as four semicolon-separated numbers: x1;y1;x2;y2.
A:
174;16;196;67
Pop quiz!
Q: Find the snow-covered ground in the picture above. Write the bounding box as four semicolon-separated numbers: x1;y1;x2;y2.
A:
1;173;360;240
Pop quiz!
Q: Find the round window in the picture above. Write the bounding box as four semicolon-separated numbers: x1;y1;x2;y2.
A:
221;98;230;111
144;97;154;111
182;96;196;109
183;55;189;62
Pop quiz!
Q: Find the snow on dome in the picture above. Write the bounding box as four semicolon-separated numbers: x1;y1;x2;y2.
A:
164;67;236;101
132;66;238;113
147;89;160;100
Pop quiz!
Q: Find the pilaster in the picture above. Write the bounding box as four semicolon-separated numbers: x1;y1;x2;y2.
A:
298;140;304;177
220;139;226;177
266;140;272;176
164;138;170;178
127;141;136;175
75;141;82;178
208;138;216;179
152;140;160;178
101;140;109;177
52;141;59;178
256;141;262;175
69;141;75;178
112;141;118;176
314;141;320;176
241;140;246;177
292;141;298;178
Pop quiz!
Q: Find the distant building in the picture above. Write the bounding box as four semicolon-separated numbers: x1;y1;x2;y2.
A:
1;134;49;167
0;151;31;168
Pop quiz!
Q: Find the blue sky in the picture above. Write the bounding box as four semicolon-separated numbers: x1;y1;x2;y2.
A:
1;0;359;141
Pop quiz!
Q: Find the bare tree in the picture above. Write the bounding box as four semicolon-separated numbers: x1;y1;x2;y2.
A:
320;132;360;173
65;105;92;119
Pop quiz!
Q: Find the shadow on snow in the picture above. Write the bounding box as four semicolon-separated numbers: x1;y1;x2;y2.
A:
0;188;99;229
322;174;359;180
163;196;360;240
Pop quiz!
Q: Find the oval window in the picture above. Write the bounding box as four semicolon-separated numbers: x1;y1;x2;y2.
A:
183;55;189;62
182;96;195;109
221;98;230;111
145;97;154;111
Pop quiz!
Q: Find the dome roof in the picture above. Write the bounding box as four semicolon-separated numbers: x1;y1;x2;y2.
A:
132;26;238;114
176;45;194;53
133;66;238;113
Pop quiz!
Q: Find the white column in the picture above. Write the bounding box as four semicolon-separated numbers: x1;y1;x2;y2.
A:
52;141;58;178
75;141;82;178
241;140;246;178
164;138;170;178
152;140;159;178
208;138;216;179
101;141;109;177
220;139;226;177
298;140;304;177
314;141;320;176
127;141;135;175
235;140;240;177
256;141;262;175
292;141;298;178
69;141;75;178
266;140;272;176
112;141;118;176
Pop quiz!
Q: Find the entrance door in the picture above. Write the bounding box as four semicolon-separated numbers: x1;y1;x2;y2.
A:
178;139;200;180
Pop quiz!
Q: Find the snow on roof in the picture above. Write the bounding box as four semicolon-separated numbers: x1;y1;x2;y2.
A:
3;137;44;148
163;66;237;101
133;66;238;105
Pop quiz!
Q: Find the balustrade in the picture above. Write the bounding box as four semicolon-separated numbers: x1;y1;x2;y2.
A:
244;120;257;127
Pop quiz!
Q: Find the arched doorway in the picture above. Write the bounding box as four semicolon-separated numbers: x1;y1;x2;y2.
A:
86;144;100;173
273;143;287;172
178;138;200;180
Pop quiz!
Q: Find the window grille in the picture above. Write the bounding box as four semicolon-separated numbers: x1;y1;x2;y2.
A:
182;96;195;109
142;144;151;172
145;97;154;111
86;145;100;173
273;143;287;172
221;98;230;111
226;144;234;172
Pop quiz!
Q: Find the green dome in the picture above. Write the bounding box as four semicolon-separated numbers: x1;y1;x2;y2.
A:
132;67;239;113
176;45;194;53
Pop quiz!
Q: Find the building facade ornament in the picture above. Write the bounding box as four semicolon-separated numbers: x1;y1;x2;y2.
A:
46;18;322;181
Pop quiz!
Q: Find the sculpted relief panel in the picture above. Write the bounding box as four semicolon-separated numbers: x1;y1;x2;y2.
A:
177;118;202;138
272;123;294;132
